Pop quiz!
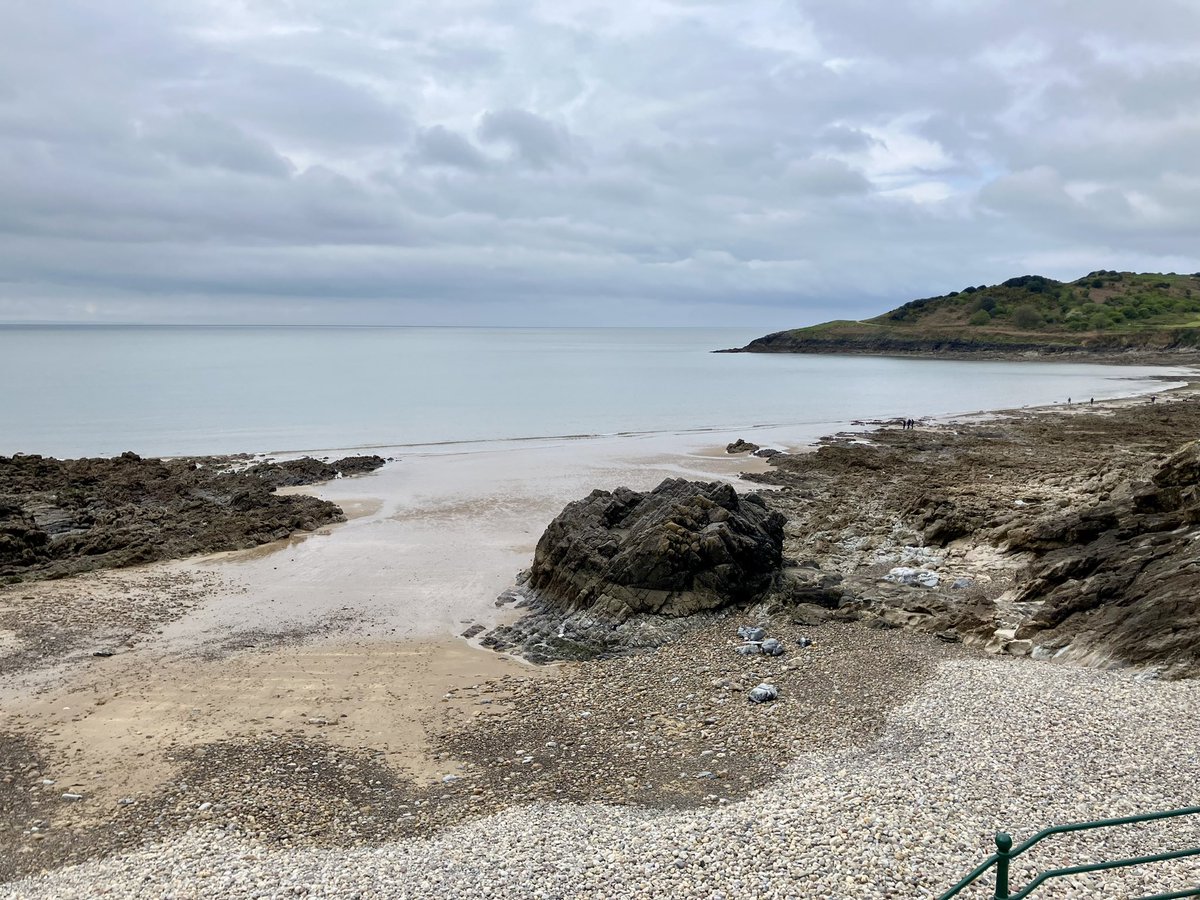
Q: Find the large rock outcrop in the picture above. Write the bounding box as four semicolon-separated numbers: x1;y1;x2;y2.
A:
484;479;786;661
529;478;785;620
1007;441;1200;677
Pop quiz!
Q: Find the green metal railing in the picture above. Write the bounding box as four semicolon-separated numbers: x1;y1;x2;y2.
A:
939;807;1200;900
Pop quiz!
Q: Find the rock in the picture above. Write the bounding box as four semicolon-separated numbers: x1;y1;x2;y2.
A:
748;683;778;703
734;644;761;656
91;649;115;658
330;455;386;477
737;626;766;642
752;448;783;459
0;453;347;580
789;603;833;626
528;479;785;620
796;637;813;648
494;589;522;608
60;792;83;801
1006;440;1200;676
765;568;844;609
761;637;784;656
460;624;485;639
883;567;940;589
725;439;760;454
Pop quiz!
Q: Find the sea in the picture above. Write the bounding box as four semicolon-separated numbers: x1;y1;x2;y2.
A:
0;325;1189;458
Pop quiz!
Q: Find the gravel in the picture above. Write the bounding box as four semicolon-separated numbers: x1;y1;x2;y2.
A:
3;652;1197;899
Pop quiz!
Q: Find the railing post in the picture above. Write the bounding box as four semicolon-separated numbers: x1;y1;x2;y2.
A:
994;832;1013;900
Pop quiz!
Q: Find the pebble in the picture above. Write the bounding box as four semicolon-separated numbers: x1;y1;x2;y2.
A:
4;656;1199;899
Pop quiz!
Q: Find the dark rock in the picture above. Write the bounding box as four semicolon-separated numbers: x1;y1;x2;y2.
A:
737;626;766;642
752;448;783;459
331;455;387;477
528;479;785;620
483;479;785;662
0;453;346;580
1004;441;1200;677
725;439;760;455
761;637;784;656
460;625;485;639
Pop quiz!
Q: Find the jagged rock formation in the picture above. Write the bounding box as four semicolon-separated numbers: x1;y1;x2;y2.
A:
529;478;785;619
483;479;785;661
1007;441;1200;676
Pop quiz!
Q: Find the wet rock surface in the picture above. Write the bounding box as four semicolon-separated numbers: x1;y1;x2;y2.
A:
0;453;384;580
244;455;385;488
746;388;1200;678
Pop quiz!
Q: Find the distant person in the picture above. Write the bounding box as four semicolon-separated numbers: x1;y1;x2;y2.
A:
1090;398;1094;404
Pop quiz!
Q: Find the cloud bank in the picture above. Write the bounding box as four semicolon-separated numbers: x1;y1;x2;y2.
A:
2;0;1198;325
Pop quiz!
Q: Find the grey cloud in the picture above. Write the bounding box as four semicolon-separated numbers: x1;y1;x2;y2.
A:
412;126;490;171
141;112;293;177
0;0;1198;325
477;109;573;169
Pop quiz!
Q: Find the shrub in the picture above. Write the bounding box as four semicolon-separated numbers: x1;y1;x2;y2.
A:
1012;305;1043;329
968;310;991;326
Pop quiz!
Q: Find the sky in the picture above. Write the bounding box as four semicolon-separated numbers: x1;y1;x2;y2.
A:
2;0;1199;327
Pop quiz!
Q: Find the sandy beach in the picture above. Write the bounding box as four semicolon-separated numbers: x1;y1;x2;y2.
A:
3;384;1200;896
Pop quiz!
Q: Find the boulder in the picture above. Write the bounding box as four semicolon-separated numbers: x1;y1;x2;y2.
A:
726;439;760;455
528;478;785;620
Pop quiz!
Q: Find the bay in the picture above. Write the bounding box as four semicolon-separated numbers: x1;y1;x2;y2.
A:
0;325;1186;458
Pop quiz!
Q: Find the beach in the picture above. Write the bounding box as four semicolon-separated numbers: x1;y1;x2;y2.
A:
3;382;1200;897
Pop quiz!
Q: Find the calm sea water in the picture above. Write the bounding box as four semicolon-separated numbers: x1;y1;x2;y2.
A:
0;326;1186;458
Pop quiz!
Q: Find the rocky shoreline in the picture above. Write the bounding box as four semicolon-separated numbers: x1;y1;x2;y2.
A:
3;389;1200;894
0;453;385;581
482;385;1200;680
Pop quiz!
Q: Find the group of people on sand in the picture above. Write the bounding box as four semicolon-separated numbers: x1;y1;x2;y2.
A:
900;418;917;430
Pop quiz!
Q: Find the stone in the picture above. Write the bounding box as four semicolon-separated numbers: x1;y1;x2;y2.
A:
738;626;766;642
752;448;783;459
761;638;784;656
725;439;760;454
883;567;940;589
734;644;761;656
748;683;778;703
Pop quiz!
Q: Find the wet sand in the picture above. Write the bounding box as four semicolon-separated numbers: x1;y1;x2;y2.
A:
0;428;785;843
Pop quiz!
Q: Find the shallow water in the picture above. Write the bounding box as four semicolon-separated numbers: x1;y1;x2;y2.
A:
2;325;1187;457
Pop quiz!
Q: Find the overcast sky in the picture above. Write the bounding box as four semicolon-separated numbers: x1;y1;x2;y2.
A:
2;1;1199;326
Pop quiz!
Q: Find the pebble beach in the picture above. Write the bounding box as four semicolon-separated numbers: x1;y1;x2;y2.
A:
3;650;1197;900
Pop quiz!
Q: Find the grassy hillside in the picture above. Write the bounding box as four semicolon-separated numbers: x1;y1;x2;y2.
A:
739;271;1200;357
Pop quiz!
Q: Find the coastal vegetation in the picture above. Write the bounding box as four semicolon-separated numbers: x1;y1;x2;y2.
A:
737;271;1200;356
